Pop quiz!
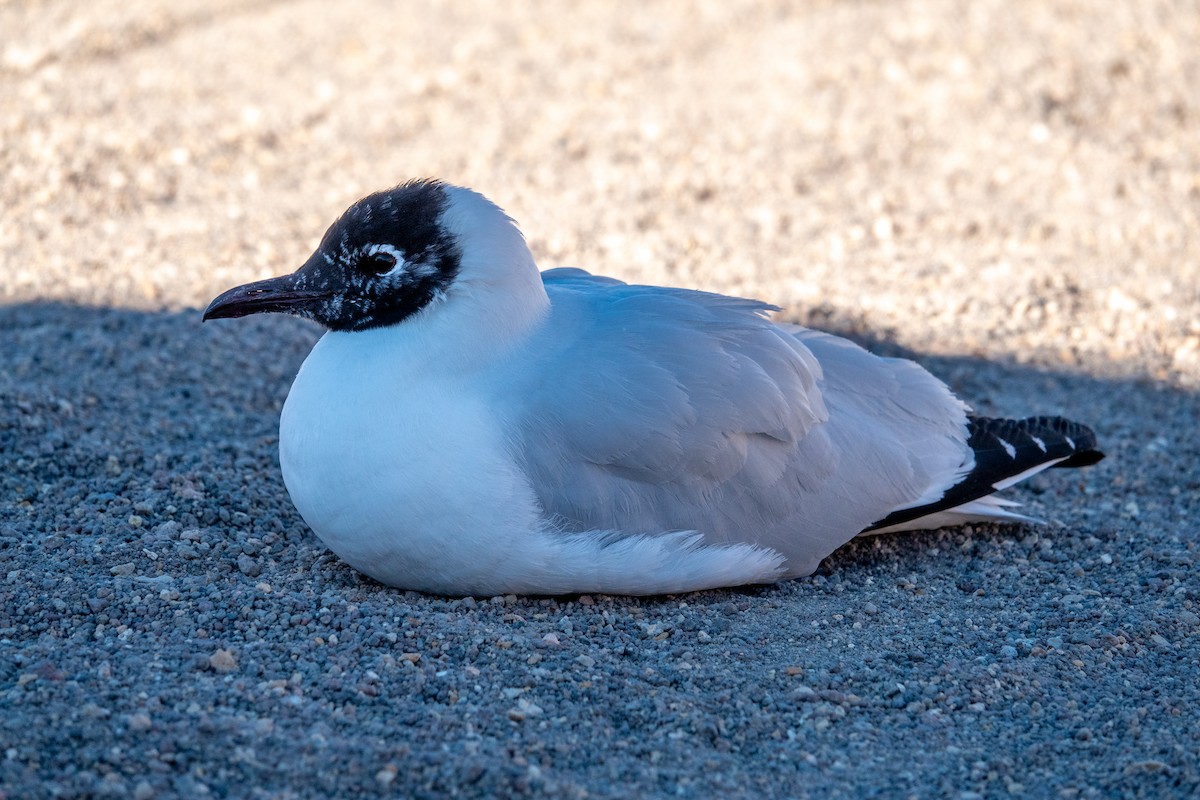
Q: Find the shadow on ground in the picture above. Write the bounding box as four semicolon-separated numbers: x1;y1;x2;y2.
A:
1;301;1196;799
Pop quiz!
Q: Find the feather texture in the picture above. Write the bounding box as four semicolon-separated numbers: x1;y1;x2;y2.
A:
502;270;976;577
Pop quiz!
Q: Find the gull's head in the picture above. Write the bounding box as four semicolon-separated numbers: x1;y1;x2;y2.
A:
204;179;538;332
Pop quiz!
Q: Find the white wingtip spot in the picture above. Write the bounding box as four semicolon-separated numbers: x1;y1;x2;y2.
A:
996;436;1017;459
1065;435;1075;449
1030;435;1047;452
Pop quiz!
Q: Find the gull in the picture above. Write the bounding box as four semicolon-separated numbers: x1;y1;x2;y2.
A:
203;179;1103;596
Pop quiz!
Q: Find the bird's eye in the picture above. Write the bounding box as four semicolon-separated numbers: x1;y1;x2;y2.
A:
360;251;398;276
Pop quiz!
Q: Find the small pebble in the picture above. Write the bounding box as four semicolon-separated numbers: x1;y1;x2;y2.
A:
236;554;261;577
208;649;238;673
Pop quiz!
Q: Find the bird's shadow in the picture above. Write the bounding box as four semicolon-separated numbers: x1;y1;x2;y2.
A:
1;300;1192;605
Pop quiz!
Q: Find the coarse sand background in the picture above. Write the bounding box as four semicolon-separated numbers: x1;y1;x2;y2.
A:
2;1;1198;797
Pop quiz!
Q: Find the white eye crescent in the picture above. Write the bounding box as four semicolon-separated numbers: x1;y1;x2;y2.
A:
361;244;405;277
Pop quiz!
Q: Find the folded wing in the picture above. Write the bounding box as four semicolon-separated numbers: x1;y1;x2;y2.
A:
502;269;975;576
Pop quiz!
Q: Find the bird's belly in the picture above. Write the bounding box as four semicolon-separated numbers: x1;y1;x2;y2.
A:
278;360;542;592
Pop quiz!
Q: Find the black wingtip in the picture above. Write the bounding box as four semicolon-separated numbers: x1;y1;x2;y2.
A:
1015;415;1104;468
1053;449;1105;468
863;414;1103;533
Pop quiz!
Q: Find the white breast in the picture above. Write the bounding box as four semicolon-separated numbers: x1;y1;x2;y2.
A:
279;328;546;594
278;325;788;596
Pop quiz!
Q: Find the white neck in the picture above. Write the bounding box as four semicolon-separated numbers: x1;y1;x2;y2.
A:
435;185;550;362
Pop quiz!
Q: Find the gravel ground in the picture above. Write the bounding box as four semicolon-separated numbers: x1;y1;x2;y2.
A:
2;1;1198;797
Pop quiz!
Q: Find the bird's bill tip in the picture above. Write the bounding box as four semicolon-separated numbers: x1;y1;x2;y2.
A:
202;275;327;322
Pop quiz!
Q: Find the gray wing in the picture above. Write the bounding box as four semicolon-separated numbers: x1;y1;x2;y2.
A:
502;269;971;576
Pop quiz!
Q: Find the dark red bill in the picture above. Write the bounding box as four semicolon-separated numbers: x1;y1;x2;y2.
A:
202;275;329;321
